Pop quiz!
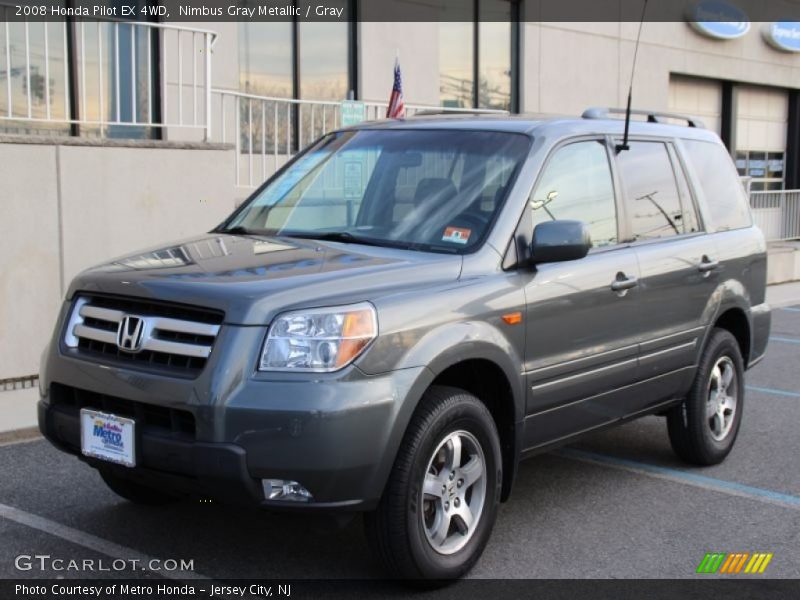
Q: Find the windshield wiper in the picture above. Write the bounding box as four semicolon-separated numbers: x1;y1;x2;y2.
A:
217;225;261;236
285;231;387;247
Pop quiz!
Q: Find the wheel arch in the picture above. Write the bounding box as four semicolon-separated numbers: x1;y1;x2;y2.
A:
713;307;752;368
701;279;756;369
430;358;521;502
373;324;526;505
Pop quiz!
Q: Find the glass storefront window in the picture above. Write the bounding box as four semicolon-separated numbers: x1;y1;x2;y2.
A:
239;0;351;101
440;22;474;108
239;22;293;98
0;17;69;135
439;0;516;111
299;19;349;100
0;7;157;139
736;149;785;191
238;2;352;156
478;1;512;110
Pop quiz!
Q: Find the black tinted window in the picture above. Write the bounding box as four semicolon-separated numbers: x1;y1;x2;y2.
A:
684;140;752;231
618;142;685;241
530;141;618;247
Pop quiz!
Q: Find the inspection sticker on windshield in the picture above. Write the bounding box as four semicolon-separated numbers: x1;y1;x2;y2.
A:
442;227;471;245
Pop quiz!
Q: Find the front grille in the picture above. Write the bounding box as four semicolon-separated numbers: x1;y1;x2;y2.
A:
50;383;196;438
64;294;224;377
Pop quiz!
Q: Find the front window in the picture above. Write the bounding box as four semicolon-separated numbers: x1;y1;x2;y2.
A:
222;129;530;253
530;141;618;248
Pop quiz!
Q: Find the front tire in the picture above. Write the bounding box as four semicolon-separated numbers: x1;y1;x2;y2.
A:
365;386;502;580
667;328;745;465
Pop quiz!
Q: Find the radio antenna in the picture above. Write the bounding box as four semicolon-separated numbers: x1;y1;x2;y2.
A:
616;0;648;153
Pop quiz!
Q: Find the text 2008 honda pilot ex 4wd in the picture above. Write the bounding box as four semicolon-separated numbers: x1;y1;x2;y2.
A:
40;108;770;580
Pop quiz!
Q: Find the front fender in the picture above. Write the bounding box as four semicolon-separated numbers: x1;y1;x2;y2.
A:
387;320;525;423
366;320;526;505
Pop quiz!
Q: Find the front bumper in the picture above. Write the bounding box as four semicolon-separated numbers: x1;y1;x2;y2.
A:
39;303;431;511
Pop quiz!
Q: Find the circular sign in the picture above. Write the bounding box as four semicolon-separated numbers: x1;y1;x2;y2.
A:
764;22;800;53
688;1;751;40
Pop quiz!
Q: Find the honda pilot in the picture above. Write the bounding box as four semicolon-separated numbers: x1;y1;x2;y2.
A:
39;109;770;579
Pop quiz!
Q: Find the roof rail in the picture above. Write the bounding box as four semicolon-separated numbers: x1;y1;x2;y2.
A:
582;107;705;129
409;109;507;117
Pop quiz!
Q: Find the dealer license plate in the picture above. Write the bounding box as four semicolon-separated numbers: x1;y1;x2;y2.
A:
80;409;136;467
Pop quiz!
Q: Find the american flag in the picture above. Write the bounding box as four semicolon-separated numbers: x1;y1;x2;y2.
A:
386;58;405;119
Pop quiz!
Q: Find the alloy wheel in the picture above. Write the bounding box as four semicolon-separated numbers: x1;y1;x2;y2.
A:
420;430;487;555
706;355;738;441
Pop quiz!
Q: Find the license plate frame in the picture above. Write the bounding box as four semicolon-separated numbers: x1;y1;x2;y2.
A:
79;408;136;468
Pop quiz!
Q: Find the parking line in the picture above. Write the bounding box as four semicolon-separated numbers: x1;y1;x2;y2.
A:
0;502;209;580
556;448;800;511
747;385;800;399
770;336;800;345
779;307;800;312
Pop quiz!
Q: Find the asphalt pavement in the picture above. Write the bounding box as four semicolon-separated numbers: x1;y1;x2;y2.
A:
1;306;799;583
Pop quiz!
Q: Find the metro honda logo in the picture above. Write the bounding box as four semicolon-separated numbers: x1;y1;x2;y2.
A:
92;419;124;450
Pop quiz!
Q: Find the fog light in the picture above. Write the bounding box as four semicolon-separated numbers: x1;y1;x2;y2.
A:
262;479;313;502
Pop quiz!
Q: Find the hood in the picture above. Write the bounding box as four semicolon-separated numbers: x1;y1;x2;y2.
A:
66;234;463;324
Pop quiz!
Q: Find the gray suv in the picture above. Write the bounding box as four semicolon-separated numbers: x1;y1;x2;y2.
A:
39;109;770;580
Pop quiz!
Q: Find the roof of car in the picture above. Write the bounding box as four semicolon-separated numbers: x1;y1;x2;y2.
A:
349;112;722;144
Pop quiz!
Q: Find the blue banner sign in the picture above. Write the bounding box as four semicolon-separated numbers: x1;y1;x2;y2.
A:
688;1;750;40
764;22;800;53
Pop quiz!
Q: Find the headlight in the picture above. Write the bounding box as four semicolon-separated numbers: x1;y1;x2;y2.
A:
259;302;378;372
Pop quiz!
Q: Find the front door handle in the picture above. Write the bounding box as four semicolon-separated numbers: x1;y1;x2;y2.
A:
611;272;638;293
698;256;719;273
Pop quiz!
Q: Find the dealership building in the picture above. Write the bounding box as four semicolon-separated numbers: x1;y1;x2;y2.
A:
1;3;800;392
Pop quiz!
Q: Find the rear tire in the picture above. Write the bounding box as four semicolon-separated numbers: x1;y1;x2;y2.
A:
100;470;177;505
365;385;502;581
667;328;745;465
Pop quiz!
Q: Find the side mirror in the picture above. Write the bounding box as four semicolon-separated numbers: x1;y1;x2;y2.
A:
530;220;591;264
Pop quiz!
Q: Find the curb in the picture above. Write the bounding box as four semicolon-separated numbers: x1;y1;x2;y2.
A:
0;427;42;447
766;281;800;309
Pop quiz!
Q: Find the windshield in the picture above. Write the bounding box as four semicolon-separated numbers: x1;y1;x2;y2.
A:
221;129;530;253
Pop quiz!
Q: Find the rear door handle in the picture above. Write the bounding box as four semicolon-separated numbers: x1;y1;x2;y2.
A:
698;256;719;273
611;273;638;293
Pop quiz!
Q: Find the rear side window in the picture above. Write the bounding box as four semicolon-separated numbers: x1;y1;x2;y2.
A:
530;140;618;247
683;140;753;232
617;142;685;241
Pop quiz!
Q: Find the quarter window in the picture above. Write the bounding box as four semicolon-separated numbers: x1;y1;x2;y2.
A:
617;142;685;241
685;140;753;231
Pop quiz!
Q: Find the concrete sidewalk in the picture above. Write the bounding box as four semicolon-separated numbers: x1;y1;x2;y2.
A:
766;279;800;308
2;281;800;439
0;387;39;441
